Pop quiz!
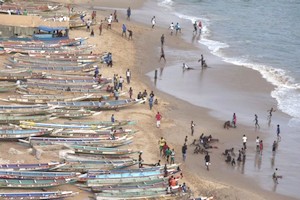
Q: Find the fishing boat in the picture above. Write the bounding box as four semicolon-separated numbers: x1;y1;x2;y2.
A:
27;78;99;85
64;153;132;162
0;81;18;92
0;72;45;81
55;160;137;173
93;190;184;200
0;191;78;200
71;145;141;156
0;129;51;139
0;178;74;188
47;99;146;110
50;129;134;138
29;136;133;147
65;120;137;127
20;82;102;91
0;114;52;124
0;170;80;180
0;94;93;104
20;121;109;129
91;181;168;192
51;109;101;119
0;162;65;171
87;176;167;186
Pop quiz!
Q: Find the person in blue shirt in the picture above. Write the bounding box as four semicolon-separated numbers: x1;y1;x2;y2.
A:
122;24;127;37
111;114;115;123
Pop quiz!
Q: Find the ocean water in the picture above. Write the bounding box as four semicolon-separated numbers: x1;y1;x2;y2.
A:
143;0;300;198
156;0;300;126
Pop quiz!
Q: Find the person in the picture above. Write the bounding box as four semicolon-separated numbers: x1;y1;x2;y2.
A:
204;152;210;171
149;96;154;110
193;21;197;34
273;168;279;184
126;69;131;84
225;153;232;163
156;112;162;128
111;114;115;123
127;29;133;40
158;137;166;156
86;19;92;32
272;140;277;152
91;10;96;21
276;124;281;141
23;9;27;15
153;160;160;167
237;150;242;162
231;158;236;166
170;149;175;164
150;91;155;98
182;63;192;70
198;54;204;67
138;152;143;168
175;22;181;35
118;76;124;90
113;10;118;22
151;16;156;29
242;135;247;150
94;66;99;78
165;147;172;163
90;29;94;36
159;47;166;62
256;136;260;152
99;20;103;35
129;87;133;99
254;114;260;129
122;24;127;37
127;7;131;20
161;34;165;46
142;89;148;98
162;142;169;158
182;182;187;193
114;89;119;100
223;148;234;156
107;17;112;29
259;140;263;155
268;107;275;120
137;92;143;99
169;22;174;35
184;136;188;144
232;113;236;128
182;143;187;161
154;98;158;105
191;121;195;136
198;20;202;34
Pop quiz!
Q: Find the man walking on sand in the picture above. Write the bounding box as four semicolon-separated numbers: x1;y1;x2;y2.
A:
242;134;247;150
156;112;162;128
126;69;131;84
182;143;187;161
254;114;260;129
191;121;195;136
151;16;156;29
161;34;165;47
205;152;210;171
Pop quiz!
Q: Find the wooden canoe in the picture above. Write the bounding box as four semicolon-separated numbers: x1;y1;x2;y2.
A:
0;191;78;199
0;129;50;139
0;178;74;188
0;170;80;180
71;145;141;156
0;162;65;171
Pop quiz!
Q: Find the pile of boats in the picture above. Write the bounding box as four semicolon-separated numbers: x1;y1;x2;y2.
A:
0;35;190;199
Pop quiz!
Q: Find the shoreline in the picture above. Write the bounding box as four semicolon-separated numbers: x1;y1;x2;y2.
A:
127;1;299;200
0;0;298;199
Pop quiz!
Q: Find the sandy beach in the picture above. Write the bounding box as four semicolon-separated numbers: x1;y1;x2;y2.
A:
0;0;299;199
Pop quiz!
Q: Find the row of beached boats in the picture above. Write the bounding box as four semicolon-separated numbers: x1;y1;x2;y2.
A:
0;31;190;200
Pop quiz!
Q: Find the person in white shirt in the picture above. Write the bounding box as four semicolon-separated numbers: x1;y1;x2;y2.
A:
169;22;174;35
242;135;247;149
126;69;131;84
151;16;156;29
255;136;260;152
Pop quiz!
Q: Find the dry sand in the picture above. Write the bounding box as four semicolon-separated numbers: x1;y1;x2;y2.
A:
0;0;298;200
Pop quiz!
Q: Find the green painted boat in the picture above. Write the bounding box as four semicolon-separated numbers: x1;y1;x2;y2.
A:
0;191;78;200
94;190;168;199
71;145;141;156
87;176;166;186
0;114;51;124
55;160;137;173
65;120;137;126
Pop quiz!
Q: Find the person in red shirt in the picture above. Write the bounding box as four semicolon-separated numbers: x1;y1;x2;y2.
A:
156;112;162;128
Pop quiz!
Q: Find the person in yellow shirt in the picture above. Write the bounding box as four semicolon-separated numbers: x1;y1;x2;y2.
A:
158;137;166;156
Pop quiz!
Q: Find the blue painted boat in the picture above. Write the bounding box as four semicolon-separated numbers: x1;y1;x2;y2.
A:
0;129;50;139
0;170;79;179
0;178;74;188
20;121;109;129
84;169;162;179
0;191;78;199
0;162;65;171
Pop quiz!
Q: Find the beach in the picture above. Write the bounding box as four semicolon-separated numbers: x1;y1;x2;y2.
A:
0;0;299;199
